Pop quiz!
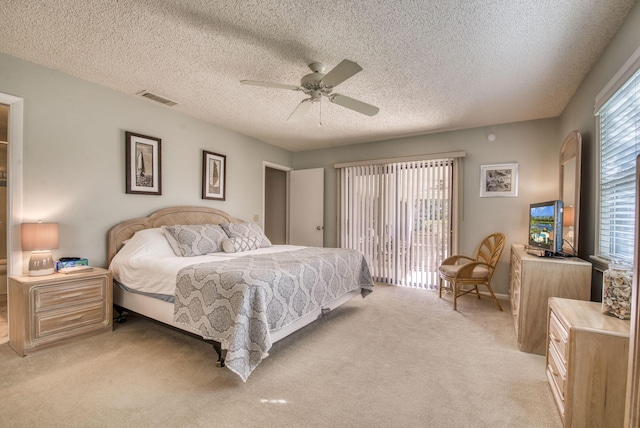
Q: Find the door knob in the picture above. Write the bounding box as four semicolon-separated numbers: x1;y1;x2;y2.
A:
316;226;323;230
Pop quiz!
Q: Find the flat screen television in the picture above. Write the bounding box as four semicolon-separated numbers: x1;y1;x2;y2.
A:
529;200;564;255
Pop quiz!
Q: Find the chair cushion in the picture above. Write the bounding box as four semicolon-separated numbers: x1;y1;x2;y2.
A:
438;263;490;279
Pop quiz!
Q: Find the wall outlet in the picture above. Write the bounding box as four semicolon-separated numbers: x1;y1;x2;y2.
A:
253;214;259;222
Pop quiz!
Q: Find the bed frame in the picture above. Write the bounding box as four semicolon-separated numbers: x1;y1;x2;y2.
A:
107;206;359;366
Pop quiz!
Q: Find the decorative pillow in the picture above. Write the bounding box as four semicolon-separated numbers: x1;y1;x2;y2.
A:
161;224;227;257
220;222;272;248
221;236;261;253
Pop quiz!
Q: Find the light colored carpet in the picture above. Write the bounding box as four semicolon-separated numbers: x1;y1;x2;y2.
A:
0;284;561;427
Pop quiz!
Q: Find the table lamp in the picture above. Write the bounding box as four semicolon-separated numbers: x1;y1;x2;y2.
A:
21;222;59;276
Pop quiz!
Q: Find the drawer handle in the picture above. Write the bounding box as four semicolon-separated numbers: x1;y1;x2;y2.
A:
550;332;561;343
58;292;85;300
548;365;559;377
61;314;84;322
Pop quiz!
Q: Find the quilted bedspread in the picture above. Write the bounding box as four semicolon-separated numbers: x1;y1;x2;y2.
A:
173;247;374;381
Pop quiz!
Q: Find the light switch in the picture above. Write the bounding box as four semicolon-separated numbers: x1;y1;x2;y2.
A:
253;214;259;222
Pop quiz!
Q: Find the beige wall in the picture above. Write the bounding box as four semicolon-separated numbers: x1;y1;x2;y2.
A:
0;52;293;270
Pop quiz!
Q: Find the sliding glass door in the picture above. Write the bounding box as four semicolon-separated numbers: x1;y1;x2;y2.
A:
338;158;457;289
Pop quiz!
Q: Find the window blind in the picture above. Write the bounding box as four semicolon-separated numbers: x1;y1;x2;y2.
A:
597;66;640;263
337;158;456;288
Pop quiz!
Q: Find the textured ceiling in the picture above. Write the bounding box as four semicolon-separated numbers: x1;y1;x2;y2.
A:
0;0;636;152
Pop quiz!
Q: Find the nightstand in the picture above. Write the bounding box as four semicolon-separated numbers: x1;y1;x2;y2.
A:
8;268;113;356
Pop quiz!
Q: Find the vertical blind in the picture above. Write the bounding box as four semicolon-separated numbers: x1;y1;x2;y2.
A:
597;65;640;263
337;158;456;289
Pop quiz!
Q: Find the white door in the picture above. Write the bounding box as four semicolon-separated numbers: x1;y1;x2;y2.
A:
289;168;324;247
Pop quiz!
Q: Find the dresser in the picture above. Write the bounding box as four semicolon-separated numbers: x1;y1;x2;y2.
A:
8;268;112;356
547;297;630;427
509;244;591;355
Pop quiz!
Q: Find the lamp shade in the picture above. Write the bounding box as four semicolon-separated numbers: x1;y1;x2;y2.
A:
21;223;59;251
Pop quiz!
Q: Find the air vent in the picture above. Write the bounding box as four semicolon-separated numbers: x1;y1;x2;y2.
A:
136;90;178;106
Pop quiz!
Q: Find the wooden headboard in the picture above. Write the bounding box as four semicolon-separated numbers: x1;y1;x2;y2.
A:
107;206;243;263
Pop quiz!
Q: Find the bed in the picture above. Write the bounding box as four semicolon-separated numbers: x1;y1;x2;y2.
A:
107;206;374;381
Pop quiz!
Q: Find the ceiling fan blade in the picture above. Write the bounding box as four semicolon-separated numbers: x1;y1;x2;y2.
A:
330;94;379;116
321;60;362;88
287;99;314;122
240;80;301;91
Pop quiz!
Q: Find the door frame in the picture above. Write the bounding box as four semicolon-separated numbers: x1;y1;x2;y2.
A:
0;92;24;280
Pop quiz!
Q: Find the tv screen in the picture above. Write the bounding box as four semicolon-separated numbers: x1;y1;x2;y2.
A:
529;200;564;255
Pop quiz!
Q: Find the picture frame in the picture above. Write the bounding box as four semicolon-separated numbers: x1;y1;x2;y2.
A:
202;150;226;200
480;162;518;197
125;131;162;195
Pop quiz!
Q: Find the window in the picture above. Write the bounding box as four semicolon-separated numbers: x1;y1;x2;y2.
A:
596;50;640;264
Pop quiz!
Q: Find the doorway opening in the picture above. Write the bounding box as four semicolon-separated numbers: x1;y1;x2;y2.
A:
0;92;25;291
264;165;289;245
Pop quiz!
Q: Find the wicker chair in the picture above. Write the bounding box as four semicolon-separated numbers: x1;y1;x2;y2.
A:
438;233;505;311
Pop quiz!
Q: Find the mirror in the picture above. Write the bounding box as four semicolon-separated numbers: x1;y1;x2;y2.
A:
559;131;582;256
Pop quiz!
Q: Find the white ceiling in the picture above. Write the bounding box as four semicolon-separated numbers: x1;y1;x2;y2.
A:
0;1;636;152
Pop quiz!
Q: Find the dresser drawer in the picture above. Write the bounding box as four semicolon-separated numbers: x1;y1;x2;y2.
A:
35;303;106;339
549;311;568;364
547;340;566;418
34;278;106;312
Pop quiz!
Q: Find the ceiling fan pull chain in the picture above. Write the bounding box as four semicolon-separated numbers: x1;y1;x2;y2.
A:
319;99;323;126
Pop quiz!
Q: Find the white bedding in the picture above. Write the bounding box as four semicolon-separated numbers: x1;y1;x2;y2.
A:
109;227;305;296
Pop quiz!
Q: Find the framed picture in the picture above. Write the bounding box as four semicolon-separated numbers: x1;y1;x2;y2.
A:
126;132;162;195
202;150;226;200
480;163;518;197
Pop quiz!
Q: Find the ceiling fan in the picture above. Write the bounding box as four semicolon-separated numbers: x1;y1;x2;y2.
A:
241;59;379;122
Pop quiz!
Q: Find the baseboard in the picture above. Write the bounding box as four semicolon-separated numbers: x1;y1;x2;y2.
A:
473;290;508;301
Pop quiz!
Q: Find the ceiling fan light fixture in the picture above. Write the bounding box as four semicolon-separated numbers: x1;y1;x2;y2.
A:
240;59;378;121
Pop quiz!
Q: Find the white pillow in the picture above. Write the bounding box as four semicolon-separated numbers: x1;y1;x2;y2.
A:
112;228;177;261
